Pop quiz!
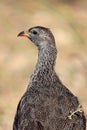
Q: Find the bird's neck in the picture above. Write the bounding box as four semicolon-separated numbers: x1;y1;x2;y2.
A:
37;44;57;70
28;44;57;88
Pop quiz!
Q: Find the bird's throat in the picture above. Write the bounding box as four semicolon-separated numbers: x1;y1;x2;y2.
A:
29;45;57;87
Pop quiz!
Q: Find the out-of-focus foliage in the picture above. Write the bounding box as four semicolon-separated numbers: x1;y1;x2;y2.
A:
0;0;87;130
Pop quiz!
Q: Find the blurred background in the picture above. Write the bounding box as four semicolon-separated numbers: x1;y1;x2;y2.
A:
0;0;87;130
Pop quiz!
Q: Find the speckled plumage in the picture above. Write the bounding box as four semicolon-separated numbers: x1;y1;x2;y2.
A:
13;26;86;130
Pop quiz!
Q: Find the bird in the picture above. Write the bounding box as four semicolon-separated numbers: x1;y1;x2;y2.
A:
13;26;86;130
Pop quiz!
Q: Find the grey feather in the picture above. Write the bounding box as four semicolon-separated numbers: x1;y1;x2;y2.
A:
13;26;86;130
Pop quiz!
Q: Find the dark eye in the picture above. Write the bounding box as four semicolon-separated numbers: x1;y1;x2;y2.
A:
32;30;37;35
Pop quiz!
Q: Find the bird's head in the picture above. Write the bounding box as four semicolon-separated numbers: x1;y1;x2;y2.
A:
17;26;55;48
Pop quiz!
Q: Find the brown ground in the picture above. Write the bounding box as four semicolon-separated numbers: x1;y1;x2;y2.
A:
0;0;87;130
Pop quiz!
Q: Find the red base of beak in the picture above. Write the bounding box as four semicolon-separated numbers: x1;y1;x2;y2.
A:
17;31;28;37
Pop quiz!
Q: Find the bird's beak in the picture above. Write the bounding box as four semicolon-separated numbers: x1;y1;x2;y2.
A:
17;31;29;37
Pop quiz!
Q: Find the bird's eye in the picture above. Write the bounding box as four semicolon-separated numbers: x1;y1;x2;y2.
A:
32;30;37;35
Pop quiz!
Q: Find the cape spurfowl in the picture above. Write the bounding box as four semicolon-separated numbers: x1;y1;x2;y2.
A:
13;26;86;130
